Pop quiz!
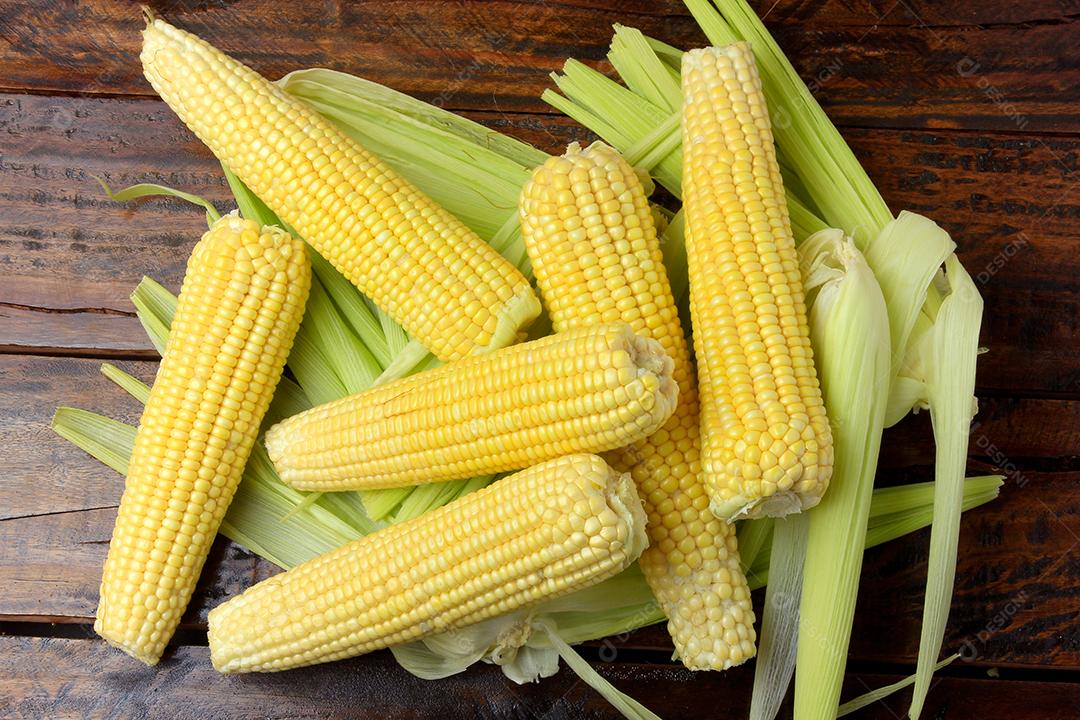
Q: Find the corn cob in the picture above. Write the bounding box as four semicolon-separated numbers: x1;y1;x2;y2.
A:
681;44;833;520
96;213;310;664
208;454;647;672
520;141;756;669
140;14;540;363
265;323;677;491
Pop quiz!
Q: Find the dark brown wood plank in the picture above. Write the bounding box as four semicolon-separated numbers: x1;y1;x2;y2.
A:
3;92;1078;395
840;673;1080;720
746;0;1080;27
2;635;1078;720
1;1;1078;134
0;355;151;521
852;469;1080;669
769;19;1080;133
0;508;276;626
876;397;1080;470
0;306;154;358
0;0;701;110
0;93;234;317
844;126;1080;394
880;397;1080;469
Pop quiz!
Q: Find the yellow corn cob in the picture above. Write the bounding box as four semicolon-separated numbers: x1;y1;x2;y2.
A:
681;44;833;520
520;141;756;669
140;15;540;362
208;454;647;672
265;323;677;491
96;213;310;664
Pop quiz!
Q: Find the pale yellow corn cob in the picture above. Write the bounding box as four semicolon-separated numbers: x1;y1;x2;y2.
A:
520;141;756;669
140;15;540;362
96;214;310;664
681;44;833;520
265;323;678;491
208;454;648;672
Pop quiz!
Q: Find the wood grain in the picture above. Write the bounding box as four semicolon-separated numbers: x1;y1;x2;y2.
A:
2;635;1078;720
0;1;1078;133
0;0;702;111
881;397;1080;469
844;126;1080;395
0;355;149;521
744;0;1080;26
769;20;1080;133
854;470;1080;669
0;355;278;624
0;306;154;358
2;93;1077;394
0;507;277;627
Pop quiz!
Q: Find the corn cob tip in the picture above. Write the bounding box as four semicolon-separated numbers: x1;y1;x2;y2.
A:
542;141;656;198
681;42;754;71
93;615;161;666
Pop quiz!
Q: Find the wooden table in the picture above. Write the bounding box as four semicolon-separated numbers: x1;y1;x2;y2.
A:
1;1;1076;717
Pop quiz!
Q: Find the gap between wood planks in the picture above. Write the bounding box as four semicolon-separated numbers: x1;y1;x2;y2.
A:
0;301;134;318
0;346;160;361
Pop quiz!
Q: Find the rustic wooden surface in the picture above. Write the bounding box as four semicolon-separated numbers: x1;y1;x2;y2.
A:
0;0;1076;718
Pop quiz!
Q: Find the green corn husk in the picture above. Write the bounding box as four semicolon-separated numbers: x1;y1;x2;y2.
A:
744;475;1002;588
795;231;891;719
95;177;222;227
837;655;960;717
897;256;984;717
749;514;808;720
